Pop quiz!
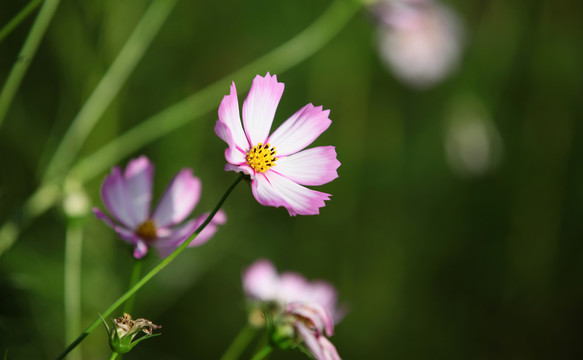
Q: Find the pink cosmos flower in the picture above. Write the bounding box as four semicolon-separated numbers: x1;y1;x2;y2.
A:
93;156;226;259
243;259;342;360
215;73;340;216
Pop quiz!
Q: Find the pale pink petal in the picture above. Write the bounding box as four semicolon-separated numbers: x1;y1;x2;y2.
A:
296;323;324;360
318;337;341;360
133;239;148;259
252;171;331;216
308;281;340;321
225;163;254;178
278;272;310;303
267;104;331;157
93;207;135;242
288;302;334;337
243;259;279;300
101;167;138;228
215;121;248;165
275;146;340;186
124;156;154;222
152;169;201;227
242;73;284;146
152;210;226;258
218;82;249;150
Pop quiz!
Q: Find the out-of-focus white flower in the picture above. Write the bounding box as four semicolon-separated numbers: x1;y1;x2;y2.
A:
374;0;463;88
444;96;503;177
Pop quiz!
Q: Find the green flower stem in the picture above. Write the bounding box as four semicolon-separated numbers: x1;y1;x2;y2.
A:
220;325;258;360
69;0;363;184
55;176;242;360
0;0;61;129
109;353;118;360
64;223;83;360
122;259;143;314
0;0;363;257
42;0;177;183
251;345;273;360
0;0;43;44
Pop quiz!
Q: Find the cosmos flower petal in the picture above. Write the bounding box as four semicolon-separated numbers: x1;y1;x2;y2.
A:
252;171;331;216
318;337;341;360
225;163;254;177
152;210;226;258
215;121;248;165
275;146;340;186
133;238;148;259
101;167;138;228
243;259;280;300
92;207;135;244
242;73;284;146
288;302;334;337
123;156;154;223
218;82;248;150
267;104;332;157
296;323;325;360
152;169;201;227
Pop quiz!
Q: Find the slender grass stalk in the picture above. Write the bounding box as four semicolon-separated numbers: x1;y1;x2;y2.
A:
0;0;362;257
220;325;258;360
55;176;242;360
0;0;61;129
42;0;177;183
122;260;143;314
69;0;363;183
0;0;43;44
64;223;83;360
250;345;273;360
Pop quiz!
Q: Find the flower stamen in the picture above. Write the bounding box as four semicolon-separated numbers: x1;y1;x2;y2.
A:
135;219;157;242
246;143;278;173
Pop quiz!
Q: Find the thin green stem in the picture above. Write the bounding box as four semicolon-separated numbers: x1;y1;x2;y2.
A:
0;0;61;129
0;0;43;44
69;0;363;183
42;0;177;183
122;260;143;314
55;176;242;360
220;325;257;360
64;223;83;360
109;352;118;360
251;345;273;360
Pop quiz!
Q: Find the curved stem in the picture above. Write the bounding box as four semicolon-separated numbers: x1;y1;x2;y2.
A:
0;0;61;129
41;0;177;183
0;0;43;44
109;353;118;360
55;176;242;360
220;325;257;360
64;223;83;360
251;345;273;360
122;259;143;314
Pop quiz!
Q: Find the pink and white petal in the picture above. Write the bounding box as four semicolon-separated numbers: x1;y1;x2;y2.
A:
308;281;340;320
93;207;136;245
267;104;331;157
296;323;324;360
278;272;310;303
252;171;331;216
187;210;227;247
152;169;201;227
243;259;280;300
288;302;334;337
225;163;255;178
242;73;284;146
318;337;341;360
275;146;340;186
133;239;149;259
218;82;248;150
101;167;138;228
124;156;154;222
215;120;248;164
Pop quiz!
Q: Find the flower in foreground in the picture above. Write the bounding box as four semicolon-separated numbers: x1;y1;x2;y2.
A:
105;313;161;354
215;73;340;216
243;259;343;360
373;0;463;88
93;156;226;259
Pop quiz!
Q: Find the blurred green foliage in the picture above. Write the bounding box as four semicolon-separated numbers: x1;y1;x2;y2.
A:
1;0;583;358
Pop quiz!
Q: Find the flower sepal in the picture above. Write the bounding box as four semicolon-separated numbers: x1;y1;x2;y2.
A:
101;313;161;354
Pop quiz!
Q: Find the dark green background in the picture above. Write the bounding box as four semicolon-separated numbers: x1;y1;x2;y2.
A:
1;0;582;358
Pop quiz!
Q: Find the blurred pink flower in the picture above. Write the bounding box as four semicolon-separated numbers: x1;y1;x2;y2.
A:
93;156;226;259
374;0;463;88
215;73;340;216
243;259;343;360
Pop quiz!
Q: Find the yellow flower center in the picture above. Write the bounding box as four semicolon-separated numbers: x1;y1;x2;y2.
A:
135;219;157;241
246;143;278;173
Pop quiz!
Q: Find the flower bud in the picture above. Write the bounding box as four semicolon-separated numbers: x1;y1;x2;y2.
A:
105;313;161;354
